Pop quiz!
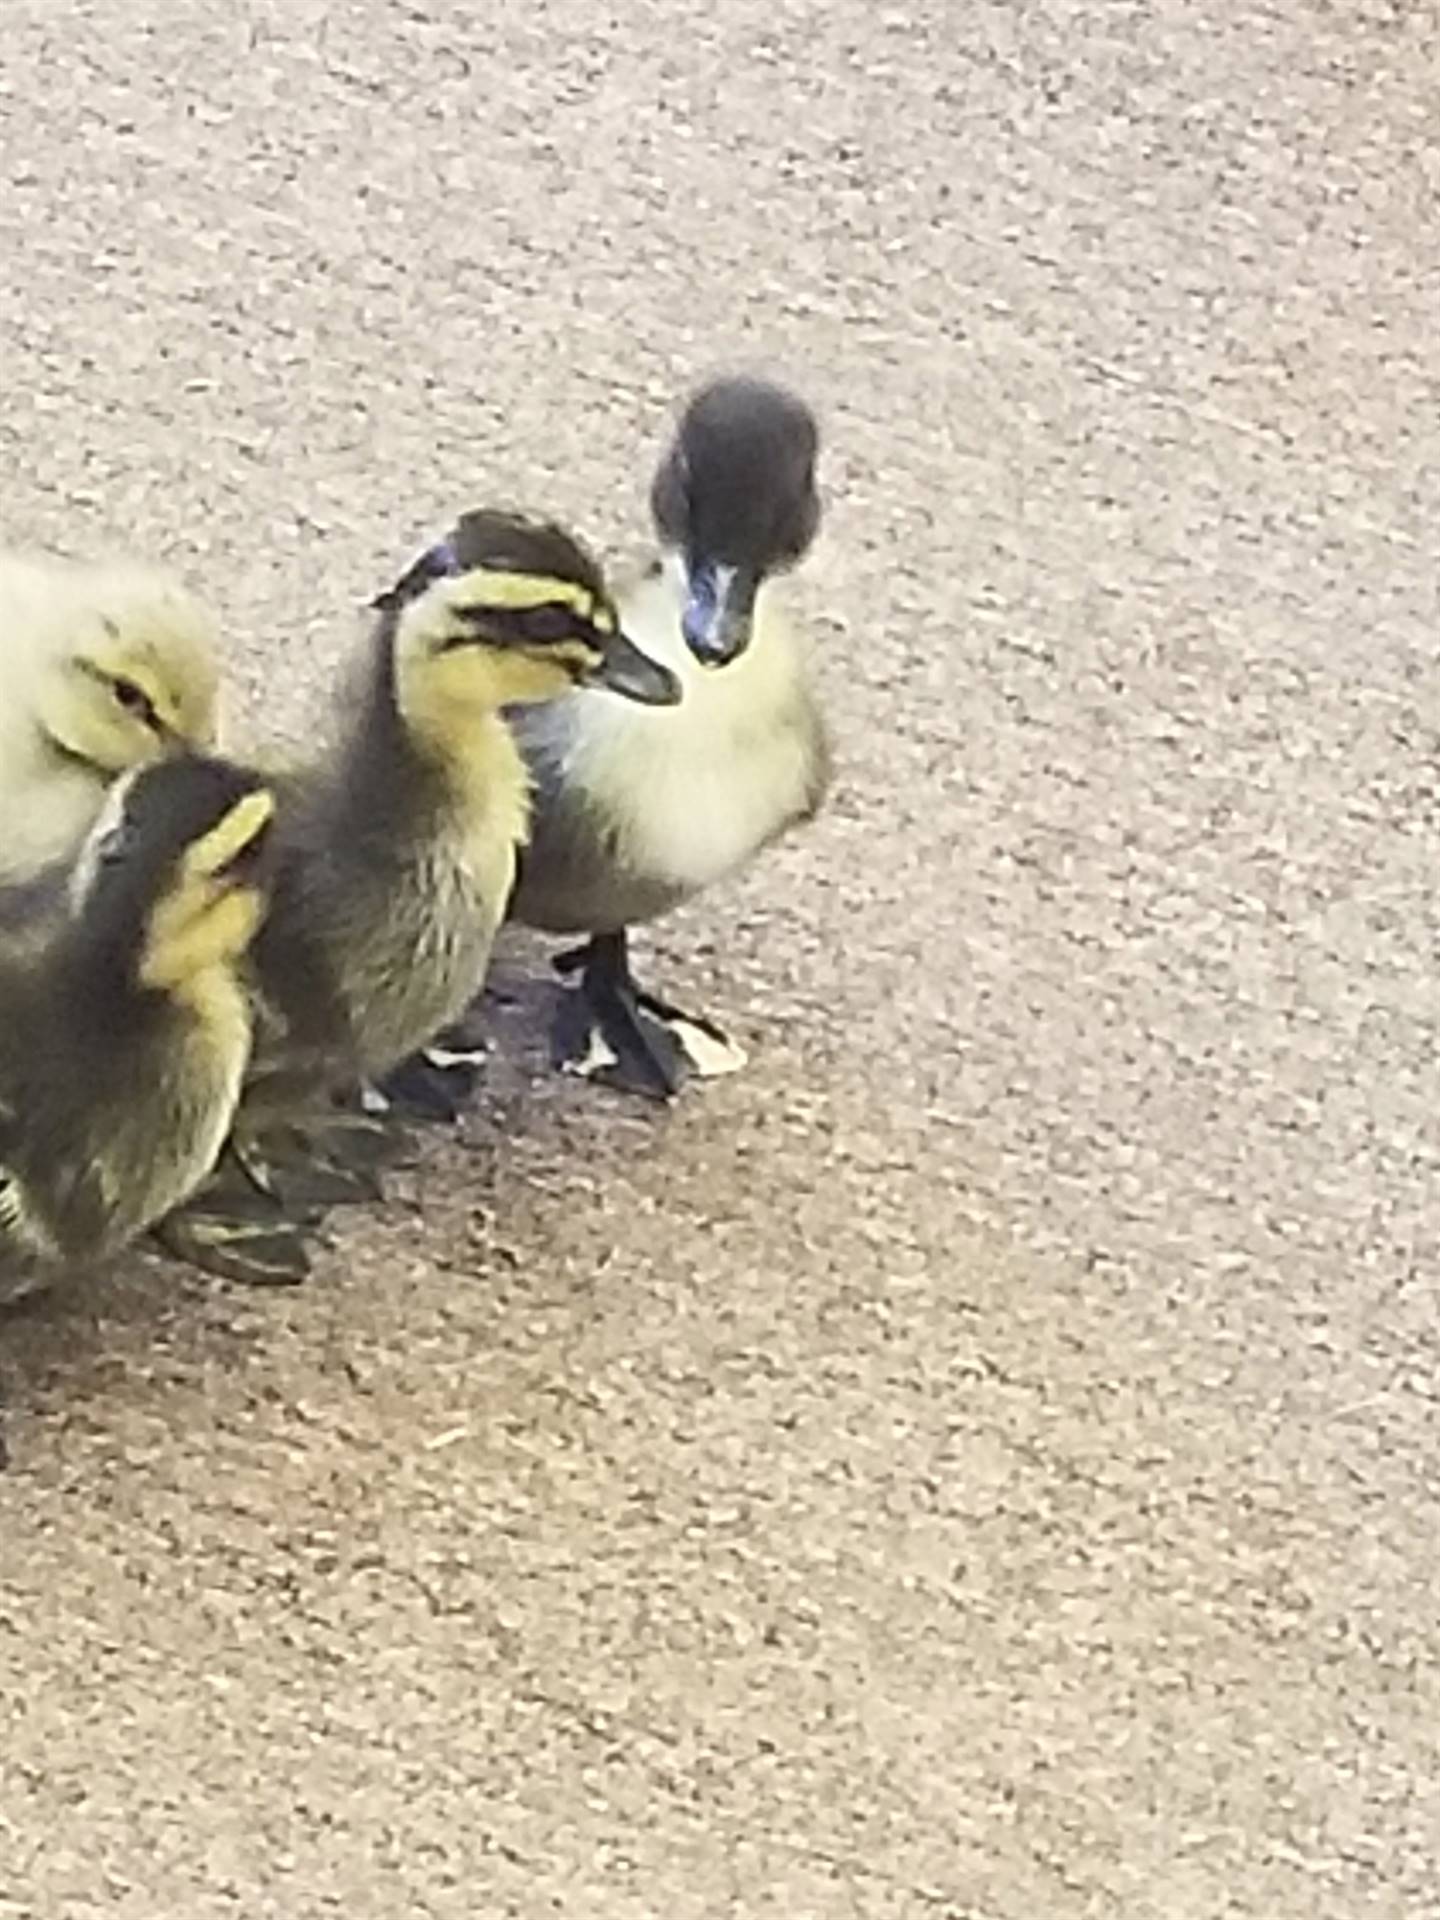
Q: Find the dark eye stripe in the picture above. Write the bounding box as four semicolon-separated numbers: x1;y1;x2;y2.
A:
511;605;583;643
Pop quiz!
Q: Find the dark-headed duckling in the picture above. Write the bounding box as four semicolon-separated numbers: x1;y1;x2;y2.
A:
507;376;830;1098
0;754;273;1305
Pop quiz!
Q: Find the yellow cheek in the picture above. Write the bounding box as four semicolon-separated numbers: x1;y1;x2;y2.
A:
167;695;220;750
134;725;171;765
489;648;592;705
91;716;167;775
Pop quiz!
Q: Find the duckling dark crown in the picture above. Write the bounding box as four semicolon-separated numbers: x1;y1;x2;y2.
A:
651;376;821;575
374;510;611;625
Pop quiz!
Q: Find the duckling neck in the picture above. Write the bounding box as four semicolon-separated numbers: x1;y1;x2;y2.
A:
36;935;189;1120
412;700;531;863
49;925;174;1034
342;632;530;863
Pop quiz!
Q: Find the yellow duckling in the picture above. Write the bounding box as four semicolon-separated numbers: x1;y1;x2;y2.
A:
0;551;220;883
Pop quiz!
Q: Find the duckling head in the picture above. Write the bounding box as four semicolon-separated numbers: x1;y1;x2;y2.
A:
68;754;275;996
34;566;221;779
650;376;821;668
375;509;680;717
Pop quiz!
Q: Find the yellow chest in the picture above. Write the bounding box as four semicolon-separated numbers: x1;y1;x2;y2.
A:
448;711;532;887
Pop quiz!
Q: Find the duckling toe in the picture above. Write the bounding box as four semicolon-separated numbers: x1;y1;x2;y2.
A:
278;1153;380;1212
315;1104;421;1175
232;1125;381;1212
631;992;749;1080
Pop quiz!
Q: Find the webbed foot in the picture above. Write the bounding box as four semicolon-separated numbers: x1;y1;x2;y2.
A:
150;1184;317;1287
367;1020;491;1124
551;933;746;1101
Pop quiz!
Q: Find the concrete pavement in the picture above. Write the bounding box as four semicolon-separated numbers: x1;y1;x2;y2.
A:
1;1;1437;1913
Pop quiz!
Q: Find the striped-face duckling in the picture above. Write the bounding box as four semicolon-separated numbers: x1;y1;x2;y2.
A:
255;508;679;1090
159;510;679;1285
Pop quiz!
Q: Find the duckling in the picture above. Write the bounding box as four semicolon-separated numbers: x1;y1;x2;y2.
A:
0;553;221;883
507;376;829;1100
159;509;679;1282
0;754;274;1306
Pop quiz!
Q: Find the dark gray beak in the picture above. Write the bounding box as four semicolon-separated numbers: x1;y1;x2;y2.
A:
585;629;682;707
680;559;760;667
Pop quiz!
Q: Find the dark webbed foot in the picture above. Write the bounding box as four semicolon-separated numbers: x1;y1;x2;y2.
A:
232;1093;421;1206
310;1102;421;1181
150;1104;415;1288
551;932;747;1101
150;1180;317;1287
368;1019;491;1124
231;1123;380;1212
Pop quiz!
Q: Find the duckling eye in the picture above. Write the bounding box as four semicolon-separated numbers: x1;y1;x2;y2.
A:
112;677;160;731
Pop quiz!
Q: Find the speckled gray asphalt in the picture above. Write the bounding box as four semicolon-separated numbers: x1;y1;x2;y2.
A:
1;2;1436;1915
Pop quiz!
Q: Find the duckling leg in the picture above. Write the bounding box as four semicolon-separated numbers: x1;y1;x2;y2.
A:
551;931;747;1100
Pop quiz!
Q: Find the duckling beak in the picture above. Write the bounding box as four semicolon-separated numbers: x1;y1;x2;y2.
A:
680;559;760;667
585;629;682;707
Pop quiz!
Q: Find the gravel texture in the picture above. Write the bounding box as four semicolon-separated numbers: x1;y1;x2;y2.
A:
2;1;1438;1914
